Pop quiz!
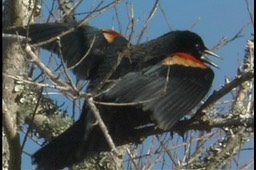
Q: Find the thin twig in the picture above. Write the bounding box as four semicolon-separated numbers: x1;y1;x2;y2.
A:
87;97;120;157
56;38;80;92
126;148;140;170
137;0;159;44
21;88;43;151
24;45;81;95
192;71;254;120
134;115;253;140
3;73;69;91
91;51;127;95
158;3;173;31
67;35;96;70
30;1;122;48
245;0;254;27
126;2;136;42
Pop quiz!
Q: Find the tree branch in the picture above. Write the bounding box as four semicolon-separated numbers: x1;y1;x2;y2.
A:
193;71;254;120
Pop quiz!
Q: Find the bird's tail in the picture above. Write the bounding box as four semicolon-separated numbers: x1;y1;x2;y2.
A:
32;106;108;170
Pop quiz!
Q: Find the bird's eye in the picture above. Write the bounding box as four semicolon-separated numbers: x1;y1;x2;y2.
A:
195;43;200;50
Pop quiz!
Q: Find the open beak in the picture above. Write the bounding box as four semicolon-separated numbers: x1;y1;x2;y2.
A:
201;48;222;68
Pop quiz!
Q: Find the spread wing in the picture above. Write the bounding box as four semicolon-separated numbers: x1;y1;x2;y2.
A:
5;24;107;79
102;62;214;130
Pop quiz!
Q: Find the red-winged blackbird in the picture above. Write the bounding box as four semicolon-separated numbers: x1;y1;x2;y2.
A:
5;25;220;169
4;24;129;81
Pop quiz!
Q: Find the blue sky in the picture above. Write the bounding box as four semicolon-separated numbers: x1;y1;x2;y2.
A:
21;0;254;169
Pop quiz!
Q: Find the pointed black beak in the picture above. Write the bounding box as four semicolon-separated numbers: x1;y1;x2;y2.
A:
202;48;222;68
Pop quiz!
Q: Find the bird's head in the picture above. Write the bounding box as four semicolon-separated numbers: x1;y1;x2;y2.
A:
164;30;221;68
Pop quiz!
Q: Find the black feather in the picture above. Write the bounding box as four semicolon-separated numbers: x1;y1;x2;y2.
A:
4;24;113;80
103;64;214;130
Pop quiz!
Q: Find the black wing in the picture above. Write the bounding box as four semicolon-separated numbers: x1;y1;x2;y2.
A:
103;64;214;130
4;24;108;79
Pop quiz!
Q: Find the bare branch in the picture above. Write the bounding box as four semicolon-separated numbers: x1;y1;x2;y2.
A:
87;97;120;157
137;0;159;43
193;71;254;120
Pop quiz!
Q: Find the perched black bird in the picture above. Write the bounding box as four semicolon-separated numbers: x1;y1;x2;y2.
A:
23;26;219;169
106;31;221;129
4;23;129;82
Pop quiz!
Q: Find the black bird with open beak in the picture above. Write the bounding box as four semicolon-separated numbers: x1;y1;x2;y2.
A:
5;25;220;169
99;30;221;130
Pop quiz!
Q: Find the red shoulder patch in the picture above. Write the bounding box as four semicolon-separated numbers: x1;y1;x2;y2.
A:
102;30;124;43
162;52;207;69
